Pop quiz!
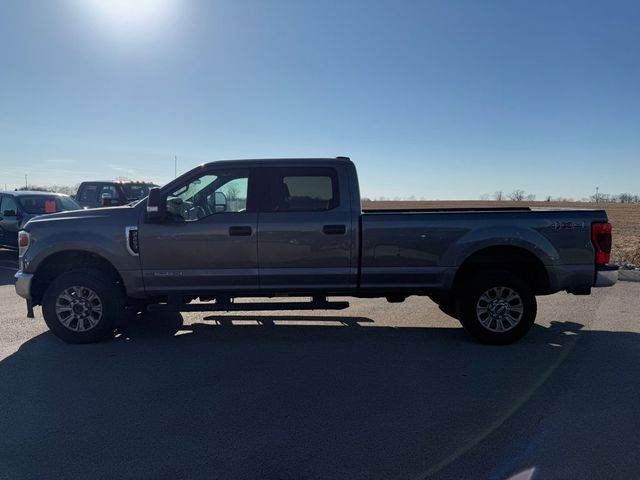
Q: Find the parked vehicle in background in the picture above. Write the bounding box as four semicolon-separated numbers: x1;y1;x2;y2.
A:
75;180;158;208
0;191;80;250
14;157;618;345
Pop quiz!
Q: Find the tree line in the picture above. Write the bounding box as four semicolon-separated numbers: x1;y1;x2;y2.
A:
16;184;640;204
16;185;79;195
482;190;640;203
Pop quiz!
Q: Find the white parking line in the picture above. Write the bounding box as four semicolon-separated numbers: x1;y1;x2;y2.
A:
0;266;17;272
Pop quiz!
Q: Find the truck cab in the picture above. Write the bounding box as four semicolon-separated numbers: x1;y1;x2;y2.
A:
75;181;158;209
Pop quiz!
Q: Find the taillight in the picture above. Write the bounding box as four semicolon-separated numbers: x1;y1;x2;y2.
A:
18;230;30;257
591;222;612;265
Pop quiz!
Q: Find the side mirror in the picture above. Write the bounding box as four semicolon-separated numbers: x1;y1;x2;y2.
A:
101;192;113;207
214;191;227;212
3;209;17;217
146;187;165;221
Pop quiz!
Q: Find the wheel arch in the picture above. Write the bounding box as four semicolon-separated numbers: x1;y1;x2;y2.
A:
31;250;124;305
453;245;551;295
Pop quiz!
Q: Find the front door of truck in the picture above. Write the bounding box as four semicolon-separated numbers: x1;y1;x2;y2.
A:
257;166;355;291
138;168;259;295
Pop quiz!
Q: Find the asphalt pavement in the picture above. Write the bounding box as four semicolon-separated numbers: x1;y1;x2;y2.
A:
0;248;639;480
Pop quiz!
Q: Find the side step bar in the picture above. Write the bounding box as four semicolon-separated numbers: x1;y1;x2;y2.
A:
147;299;350;313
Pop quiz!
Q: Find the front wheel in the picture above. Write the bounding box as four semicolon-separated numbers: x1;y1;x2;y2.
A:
42;268;125;344
456;270;536;344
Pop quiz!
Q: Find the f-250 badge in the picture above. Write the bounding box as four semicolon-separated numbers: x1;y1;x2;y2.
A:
550;221;586;230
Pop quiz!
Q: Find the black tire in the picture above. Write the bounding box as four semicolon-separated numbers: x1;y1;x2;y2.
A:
42;268;125;344
456;270;536;345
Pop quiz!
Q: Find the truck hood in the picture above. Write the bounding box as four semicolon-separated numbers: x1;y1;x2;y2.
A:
23;206;140;230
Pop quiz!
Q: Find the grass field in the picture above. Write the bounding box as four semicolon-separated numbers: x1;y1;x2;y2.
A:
362;200;640;265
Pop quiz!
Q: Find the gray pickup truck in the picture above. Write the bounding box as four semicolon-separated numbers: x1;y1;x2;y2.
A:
14;157;618;344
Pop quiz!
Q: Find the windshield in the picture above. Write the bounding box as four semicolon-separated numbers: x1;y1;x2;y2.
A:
122;184;155;200
18;195;80;214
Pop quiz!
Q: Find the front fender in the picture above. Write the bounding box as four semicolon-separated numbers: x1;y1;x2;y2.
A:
25;230;138;275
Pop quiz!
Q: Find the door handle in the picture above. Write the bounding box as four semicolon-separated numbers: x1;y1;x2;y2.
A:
322;224;346;235
228;226;252;236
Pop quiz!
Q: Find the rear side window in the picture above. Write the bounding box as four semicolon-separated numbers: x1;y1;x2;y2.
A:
18;196;60;214
100;185;118;199
122;184;153;200
79;184;100;203
264;167;339;212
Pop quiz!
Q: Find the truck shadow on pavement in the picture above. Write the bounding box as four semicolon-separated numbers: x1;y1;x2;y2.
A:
1;314;639;480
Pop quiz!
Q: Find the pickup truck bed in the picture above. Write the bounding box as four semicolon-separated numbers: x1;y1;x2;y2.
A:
360;208;607;294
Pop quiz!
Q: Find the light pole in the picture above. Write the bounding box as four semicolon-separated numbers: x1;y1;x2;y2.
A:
595;186;599;203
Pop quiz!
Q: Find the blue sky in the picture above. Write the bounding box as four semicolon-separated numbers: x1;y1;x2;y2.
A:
1;0;639;199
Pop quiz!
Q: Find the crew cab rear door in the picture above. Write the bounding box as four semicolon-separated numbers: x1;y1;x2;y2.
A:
137;167;259;295
256;165;355;291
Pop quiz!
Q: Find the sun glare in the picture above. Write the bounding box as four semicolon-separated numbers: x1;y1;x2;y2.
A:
75;0;178;40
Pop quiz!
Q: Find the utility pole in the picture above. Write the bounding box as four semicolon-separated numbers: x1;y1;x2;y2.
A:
24;174;28;189
595;186;599;203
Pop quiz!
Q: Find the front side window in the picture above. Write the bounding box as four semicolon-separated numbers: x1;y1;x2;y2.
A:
165;170;249;222
59;196;81;211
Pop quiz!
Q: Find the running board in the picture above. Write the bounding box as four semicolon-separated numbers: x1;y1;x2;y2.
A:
147;300;350;313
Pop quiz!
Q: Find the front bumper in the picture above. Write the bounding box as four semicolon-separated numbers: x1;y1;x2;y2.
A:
14;272;34;299
595;265;619;288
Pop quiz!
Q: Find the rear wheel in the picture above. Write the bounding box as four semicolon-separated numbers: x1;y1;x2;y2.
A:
42;268;125;344
456;270;536;344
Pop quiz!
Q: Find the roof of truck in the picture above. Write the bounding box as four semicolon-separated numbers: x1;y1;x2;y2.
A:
198;156;353;169
78;180;157;185
0;190;71;197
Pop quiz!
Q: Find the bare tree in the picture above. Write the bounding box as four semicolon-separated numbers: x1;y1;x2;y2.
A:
479;193;490;200
493;190;504;201
224;183;240;201
16;184;79;195
18;185;52;192
507;189;526;201
525;194;536;201
49;184;79;195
